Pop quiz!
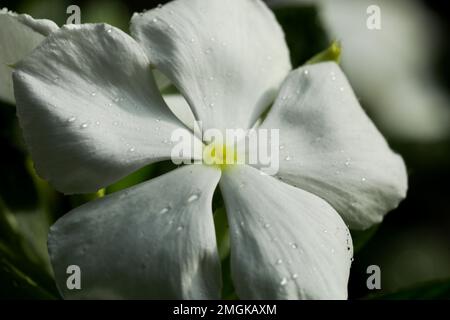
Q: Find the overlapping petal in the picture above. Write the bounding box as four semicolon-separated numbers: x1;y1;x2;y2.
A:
13;23;201;194
256;62;407;229
48;165;222;299
131;0;291;132
220;165;352;299
0;8;58;103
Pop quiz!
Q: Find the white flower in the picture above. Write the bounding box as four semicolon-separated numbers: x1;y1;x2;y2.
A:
6;0;406;299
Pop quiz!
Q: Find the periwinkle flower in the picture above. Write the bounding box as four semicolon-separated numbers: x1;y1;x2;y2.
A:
4;0;406;299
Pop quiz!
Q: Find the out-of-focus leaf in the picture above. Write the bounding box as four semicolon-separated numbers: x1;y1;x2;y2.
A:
366;279;450;300
306;41;341;65
213;206;237;299
272;5;329;68
351;224;380;253
83;0;130;32
214;207;230;261
0;244;57;299
0;103;38;210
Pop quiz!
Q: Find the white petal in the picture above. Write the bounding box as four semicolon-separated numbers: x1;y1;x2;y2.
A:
0;9;58;104
220;165;352;299
258;62;407;229
162;93;197;132
48;165;222;299
13;24;200;194
130;0;291;131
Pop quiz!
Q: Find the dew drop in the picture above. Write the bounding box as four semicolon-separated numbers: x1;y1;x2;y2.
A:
190;38;195;43
128;147;136;153
187;193;199;203
285;156;291;161
280;277;288;286
323;229;328;233
240;221;245;227
90;92;96;97
68;116;76;123
303;69;309;75
113;121;119;126
159;206;171;214
291;273;298;280
290;242;298;249
152;18;159;23
106;28;112;33
176;226;184;232
279;144;285;150
275;259;283;265
339;87;345;92
361;177;367;182
209;103;215;108
264;223;271;229
80;122;89;129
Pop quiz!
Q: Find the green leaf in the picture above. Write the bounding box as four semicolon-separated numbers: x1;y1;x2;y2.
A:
214;207;230;261
306;41;341;65
0;245;57;299
351;224;380;253
366;279;450;300
272;5;329;68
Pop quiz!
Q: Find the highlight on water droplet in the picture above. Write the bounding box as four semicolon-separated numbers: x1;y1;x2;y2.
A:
68;116;76;123
187;193;199;203
80;122;89;129
280;277;288;286
159;206;170;214
275;259;283;265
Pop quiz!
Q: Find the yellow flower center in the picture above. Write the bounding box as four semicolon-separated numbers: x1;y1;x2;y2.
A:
203;142;240;170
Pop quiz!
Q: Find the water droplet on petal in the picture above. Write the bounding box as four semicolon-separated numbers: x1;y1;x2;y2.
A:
290;242;298;249
95;121;100;126
68;116;76;123
176;226;184;232
339;87;345;92
279;144;285;150
159;206;170;214
90;92;96;96
285;156;291;161
128;147;135;153
80;123;89;129
291;273;298;279
187;193;199;203
303;70;309;75
361;177;367;182
275;259;283;265
280;277;288;286
264;223;271;229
